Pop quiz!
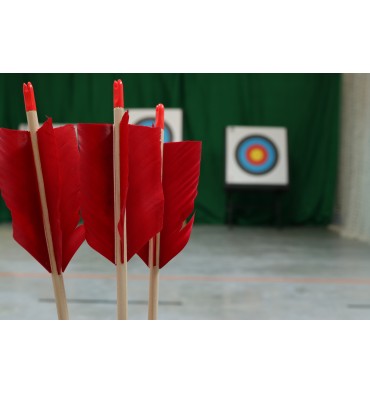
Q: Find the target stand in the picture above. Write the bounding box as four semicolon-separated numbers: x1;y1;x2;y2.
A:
225;126;289;227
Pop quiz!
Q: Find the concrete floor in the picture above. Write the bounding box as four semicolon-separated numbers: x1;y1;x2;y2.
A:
1;223;370;319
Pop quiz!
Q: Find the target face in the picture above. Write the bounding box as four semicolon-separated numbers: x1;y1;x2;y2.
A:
127;108;183;142
226;126;289;187
236;136;278;175
135;118;173;143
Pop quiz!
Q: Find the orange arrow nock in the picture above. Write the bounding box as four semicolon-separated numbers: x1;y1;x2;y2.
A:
113;80;124;108
23;82;37;112
155;104;164;129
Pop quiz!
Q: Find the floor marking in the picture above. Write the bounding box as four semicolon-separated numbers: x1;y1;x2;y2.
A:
2;271;370;285
39;298;182;306
347;304;370;309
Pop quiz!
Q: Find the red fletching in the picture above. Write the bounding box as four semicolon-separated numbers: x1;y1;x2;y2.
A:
138;141;201;268
77;112;129;264
0;127;49;270
118;123;164;261
120;112;129;226
37;121;85;271
0;119;85;273
78;112;164;264
155;104;164;129
23;82;37;112
113;80;124;108
78;122;115;263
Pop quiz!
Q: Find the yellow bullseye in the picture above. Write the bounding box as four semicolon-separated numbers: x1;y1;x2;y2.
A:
249;147;265;163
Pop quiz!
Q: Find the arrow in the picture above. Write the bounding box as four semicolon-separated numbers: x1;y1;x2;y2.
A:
113;80;128;319
0;82;85;319
77;80;164;319
139;106;202;319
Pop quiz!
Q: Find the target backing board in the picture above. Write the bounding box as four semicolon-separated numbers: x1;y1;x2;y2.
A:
225;126;289;187
128;108;183;142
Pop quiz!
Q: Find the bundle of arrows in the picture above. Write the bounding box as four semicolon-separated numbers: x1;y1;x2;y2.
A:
0;80;201;320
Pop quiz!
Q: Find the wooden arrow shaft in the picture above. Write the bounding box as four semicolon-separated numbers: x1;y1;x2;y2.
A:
148;128;164;320
113;107;128;320
26;110;69;320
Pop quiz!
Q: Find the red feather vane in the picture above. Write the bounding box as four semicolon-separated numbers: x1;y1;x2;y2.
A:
77;112;164;264
138;141;202;269
78;122;116;263
0;119;85;273
119;123;164;260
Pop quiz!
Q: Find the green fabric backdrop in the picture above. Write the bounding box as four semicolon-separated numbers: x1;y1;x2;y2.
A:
0;73;340;225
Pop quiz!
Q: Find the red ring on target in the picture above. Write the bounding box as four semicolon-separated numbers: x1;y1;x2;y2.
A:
246;144;268;165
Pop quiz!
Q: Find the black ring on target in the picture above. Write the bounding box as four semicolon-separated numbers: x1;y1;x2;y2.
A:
134;117;173;143
235;135;279;175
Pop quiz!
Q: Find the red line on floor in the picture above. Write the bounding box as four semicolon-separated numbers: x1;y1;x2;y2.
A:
1;271;370;284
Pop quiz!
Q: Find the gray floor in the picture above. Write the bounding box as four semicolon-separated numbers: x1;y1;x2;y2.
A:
1;223;370;319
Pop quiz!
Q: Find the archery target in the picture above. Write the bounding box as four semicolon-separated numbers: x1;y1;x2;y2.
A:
128;108;183;142
236;136;278;175
226;126;289;186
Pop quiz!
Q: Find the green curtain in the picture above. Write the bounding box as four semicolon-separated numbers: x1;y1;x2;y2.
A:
0;73;340;225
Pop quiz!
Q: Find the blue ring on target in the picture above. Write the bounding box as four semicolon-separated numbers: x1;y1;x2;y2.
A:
134;118;173;143
235;135;278;175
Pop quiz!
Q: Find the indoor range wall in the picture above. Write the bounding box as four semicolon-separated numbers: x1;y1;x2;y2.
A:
0;74;340;225
332;74;370;242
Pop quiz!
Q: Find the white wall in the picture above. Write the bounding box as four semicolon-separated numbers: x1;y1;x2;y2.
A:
332;74;370;242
